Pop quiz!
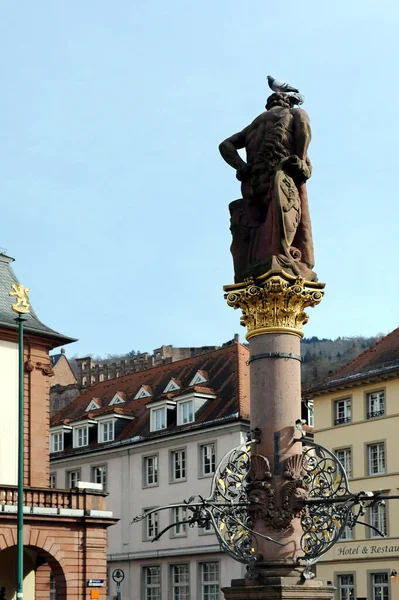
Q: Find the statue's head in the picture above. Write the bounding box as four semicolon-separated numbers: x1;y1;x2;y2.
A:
265;92;292;110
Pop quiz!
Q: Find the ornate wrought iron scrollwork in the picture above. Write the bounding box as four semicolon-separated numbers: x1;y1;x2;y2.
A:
131;433;389;572
298;438;387;576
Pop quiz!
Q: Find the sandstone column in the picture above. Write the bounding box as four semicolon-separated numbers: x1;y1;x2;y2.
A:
223;270;334;599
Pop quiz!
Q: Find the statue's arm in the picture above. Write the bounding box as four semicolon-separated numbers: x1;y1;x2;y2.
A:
293;109;311;160
219;127;250;172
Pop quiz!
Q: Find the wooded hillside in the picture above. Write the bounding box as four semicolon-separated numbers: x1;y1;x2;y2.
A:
300;334;384;387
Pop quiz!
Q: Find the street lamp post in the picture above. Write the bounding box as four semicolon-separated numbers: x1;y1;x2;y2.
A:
9;283;31;600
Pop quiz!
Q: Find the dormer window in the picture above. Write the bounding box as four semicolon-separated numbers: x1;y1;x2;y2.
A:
147;399;176;432
50;424;72;453
134;386;152;400
109;392;126;406
175;391;216;426
85;398;100;412
152;407;166;431
189;371;207;386
74;425;88;448
99;419;114;443
163;379;180;394
51;431;63;452
72;419;96;448
178;400;194;425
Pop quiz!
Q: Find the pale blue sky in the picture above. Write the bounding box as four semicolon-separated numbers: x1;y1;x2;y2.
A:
1;1;398;356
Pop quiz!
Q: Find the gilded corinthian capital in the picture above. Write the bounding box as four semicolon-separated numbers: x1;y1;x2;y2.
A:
224;270;324;339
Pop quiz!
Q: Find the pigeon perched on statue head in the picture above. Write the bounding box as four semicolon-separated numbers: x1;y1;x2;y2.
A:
267;75;299;94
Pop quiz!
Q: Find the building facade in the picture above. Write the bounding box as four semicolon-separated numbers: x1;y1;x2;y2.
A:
306;328;399;600
0;251;115;599
50;342;250;600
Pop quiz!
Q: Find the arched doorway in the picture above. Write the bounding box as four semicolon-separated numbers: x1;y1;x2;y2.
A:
0;545;67;600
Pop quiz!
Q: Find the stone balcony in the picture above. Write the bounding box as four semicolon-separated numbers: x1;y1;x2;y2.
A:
0;484;114;519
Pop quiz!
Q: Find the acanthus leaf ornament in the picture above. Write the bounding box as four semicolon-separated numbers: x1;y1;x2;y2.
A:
224;270;324;339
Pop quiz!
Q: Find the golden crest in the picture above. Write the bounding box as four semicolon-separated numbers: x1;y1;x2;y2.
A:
9;283;31;314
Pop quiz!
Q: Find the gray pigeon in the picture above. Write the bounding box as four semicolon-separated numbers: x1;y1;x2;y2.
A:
267;75;299;94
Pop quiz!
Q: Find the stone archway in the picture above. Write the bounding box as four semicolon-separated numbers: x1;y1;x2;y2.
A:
0;545;67;600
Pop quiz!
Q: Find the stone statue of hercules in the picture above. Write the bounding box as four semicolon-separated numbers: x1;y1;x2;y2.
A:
219;92;317;283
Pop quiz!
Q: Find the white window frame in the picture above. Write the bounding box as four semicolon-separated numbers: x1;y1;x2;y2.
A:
171;506;187;537
143;508;159;541
340;524;354;540
66;469;81;488
337;574;355;600
171;449;186;482
51;431;64;453
49;472;57;489
199;443;216;477
199;562;220;600
177;399;195;426
91;464;107;490
143;566;161;600
170;564;189;599
369;503;387;537
368;443;385;475
73;425;89;448
307;399;314;427
143;454;159;487
334;398;351;425
371;572;389;600
367;391;385;419
98;419;114;443
151;407;167;432
335;448;352;479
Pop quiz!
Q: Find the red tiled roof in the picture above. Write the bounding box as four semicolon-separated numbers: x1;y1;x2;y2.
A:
305;328;399;396
51;343;250;455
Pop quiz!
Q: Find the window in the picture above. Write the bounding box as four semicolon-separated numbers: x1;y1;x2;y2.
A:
307;399;314;427
49;473;57;489
371;573;388;600
99;420;114;443
143;509;159;540
340;524;354;540
200;443;216;476
50;572;56;600
337;574;354;600
172;506;187;537
92;465;107;490
51;432;63;453
368;443;385;475
171;564;189;600
171;450;186;482
66;469;80;488
369;503;387;537
335;448;352;479
200;562;219;600
152;407;167;432
334;398;351;425
177;400;194;425
144;455;158;487
367;391;385;419
74;426;88;448
143;566;161;600
199;519;214;534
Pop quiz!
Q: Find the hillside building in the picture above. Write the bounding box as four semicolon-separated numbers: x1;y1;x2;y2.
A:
305;328;399;600
75;340;240;388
